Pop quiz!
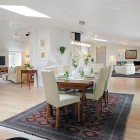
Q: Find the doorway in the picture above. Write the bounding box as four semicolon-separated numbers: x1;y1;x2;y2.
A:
96;46;106;66
8;51;22;67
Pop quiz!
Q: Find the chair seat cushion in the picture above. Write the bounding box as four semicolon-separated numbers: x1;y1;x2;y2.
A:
59;94;80;107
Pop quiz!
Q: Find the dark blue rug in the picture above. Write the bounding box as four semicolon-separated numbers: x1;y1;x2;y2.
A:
0;93;134;140
112;72;140;78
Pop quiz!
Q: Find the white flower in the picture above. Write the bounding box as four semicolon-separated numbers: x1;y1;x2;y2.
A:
84;54;91;66
72;55;79;68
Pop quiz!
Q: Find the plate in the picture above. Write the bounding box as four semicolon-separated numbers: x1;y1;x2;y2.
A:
56;74;65;78
85;75;95;78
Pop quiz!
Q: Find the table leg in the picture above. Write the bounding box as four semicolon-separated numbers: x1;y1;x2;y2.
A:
28;72;30;89
36;72;38;87
21;73;22;88
81;89;88;122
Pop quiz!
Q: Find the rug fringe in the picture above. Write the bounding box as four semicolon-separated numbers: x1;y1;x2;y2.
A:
0;126;46;140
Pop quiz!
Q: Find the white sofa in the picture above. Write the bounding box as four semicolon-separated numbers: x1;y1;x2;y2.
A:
114;64;135;75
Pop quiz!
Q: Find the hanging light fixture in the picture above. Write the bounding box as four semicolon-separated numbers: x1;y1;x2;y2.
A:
71;32;91;47
71;41;91;47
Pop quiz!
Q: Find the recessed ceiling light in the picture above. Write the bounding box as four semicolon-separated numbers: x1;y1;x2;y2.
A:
92;38;108;42
0;5;51;18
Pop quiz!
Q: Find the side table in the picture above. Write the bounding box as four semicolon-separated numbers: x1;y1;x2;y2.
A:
21;69;38;89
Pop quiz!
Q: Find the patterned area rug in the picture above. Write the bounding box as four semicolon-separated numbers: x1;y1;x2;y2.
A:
112;72;140;78
0;93;133;140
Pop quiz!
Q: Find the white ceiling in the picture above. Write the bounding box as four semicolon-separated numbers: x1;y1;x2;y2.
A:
0;0;140;49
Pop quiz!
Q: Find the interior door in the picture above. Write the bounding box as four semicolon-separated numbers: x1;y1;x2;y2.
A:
96;46;106;66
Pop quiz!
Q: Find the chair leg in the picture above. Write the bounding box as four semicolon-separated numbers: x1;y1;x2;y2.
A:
56;108;59;129
107;90;109;104
100;96;103;112
65;105;68;115
77;102;80;122
50;105;53;116
96;100;99;119
46;104;50;123
104;91;107;106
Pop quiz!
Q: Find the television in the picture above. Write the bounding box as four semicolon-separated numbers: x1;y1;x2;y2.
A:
0;56;5;65
75;33;81;41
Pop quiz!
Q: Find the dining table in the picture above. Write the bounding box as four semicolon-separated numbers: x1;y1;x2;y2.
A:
56;76;95;122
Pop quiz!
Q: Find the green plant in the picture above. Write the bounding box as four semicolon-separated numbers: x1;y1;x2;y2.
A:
59;46;66;54
24;64;32;69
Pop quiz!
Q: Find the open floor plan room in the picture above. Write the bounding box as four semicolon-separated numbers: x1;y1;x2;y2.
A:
0;77;140;140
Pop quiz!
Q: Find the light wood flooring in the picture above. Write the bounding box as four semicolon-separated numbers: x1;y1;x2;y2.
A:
0;77;140;140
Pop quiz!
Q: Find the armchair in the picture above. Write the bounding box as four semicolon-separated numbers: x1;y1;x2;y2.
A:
8;66;27;83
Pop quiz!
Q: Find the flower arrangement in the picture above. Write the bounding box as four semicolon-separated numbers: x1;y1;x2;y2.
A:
84;54;91;66
72;55;79;68
24;64;32;69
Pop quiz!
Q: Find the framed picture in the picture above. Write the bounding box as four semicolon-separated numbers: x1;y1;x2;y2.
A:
39;40;45;48
125;50;137;59
40;51;46;60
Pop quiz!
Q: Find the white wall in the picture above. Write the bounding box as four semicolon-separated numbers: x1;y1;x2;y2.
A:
28;27;72;86
27;26;140;86
106;43;140;66
91;42;140;66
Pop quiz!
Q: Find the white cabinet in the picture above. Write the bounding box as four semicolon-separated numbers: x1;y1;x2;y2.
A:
114;64;135;75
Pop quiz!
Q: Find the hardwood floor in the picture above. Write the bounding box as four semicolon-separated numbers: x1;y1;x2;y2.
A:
0;77;140;140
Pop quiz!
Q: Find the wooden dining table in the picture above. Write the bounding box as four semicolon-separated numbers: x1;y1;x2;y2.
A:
57;78;94;122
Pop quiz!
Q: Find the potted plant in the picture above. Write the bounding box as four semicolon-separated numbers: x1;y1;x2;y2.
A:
59;46;66;54
24;64;32;70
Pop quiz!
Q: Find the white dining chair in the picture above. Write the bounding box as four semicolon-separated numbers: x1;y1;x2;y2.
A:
86;67;107;119
103;65;112;106
41;70;80;129
45;66;58;75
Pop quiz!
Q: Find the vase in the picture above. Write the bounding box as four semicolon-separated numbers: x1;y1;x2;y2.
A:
71;67;78;79
84;65;90;76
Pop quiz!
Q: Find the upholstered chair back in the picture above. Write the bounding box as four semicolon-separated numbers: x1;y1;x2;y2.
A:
41;70;60;107
93;67;107;100
104;66;111;92
92;63;104;73
45;66;58;75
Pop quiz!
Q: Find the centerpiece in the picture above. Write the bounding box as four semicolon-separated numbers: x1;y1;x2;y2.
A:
83;53;91;75
71;55;79;78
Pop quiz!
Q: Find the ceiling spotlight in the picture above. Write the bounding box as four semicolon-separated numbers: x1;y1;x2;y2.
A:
13;34;19;38
26;32;30;36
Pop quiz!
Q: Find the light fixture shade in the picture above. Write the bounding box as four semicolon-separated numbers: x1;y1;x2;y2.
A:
71;41;74;45
71;40;91;47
